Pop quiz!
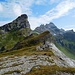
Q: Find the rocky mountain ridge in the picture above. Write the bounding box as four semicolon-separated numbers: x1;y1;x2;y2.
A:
0;14;30;34
34;22;65;35
0;14;31;52
0;14;75;75
34;22;75;59
0;42;75;75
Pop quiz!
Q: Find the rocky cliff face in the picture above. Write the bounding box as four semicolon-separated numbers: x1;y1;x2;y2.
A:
0;14;75;75
0;14;31;51
34;22;75;59
0;42;75;75
0;14;30;33
34;22;64;35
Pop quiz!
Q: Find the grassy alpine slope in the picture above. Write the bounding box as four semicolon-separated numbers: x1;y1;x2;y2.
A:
0;31;53;57
0;28;31;51
0;31;75;75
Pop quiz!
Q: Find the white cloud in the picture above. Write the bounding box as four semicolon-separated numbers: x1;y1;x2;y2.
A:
63;24;75;31
42;0;75;21
64;28;75;32
17;0;34;15
50;0;57;3
0;3;3;12
35;0;47;5
13;3;22;16
1;0;34;17
0;0;75;31
29;0;75;29
0;20;12;26
35;0;59;5
50;0;60;3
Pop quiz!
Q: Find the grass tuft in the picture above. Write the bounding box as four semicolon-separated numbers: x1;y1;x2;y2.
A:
25;65;75;75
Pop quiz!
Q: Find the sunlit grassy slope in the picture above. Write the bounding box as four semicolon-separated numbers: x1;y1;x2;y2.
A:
0;28;31;51
25;65;75;75
0;31;53;57
55;42;75;60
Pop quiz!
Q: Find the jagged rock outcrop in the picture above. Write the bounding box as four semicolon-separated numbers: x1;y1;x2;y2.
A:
36;41;52;51
0;14;31;51
34;22;65;35
0;43;75;75
0;14;30;33
11;31;53;50
0;14;75;75
34;22;75;57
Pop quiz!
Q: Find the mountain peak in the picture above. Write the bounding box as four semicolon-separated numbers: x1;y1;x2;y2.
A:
46;22;57;28
20;14;28;18
17;14;28;20
49;22;54;24
34;22;60;35
0;14;30;33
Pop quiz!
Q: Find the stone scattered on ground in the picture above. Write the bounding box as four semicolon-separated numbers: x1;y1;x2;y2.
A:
0;43;75;75
0;55;55;75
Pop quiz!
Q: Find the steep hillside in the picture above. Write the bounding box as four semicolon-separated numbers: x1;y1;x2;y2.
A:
34;23;75;59
34;22;64;35
0;32;75;75
0;30;53;57
0;14;30;33
11;31;52;50
0;14;75;75
0;14;31;52
55;30;75;59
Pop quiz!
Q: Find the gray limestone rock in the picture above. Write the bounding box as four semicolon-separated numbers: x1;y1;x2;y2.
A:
0;14;30;33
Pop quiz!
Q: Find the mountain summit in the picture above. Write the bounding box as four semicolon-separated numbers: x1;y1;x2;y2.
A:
0;14;30;33
0;14;31;51
34;22;75;59
34;22;63;35
0;14;75;75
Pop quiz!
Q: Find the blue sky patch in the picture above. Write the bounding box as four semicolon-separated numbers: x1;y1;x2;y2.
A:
0;0;75;31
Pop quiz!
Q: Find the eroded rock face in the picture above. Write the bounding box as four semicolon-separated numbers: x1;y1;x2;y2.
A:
36;41;52;51
0;43;75;75
0;14;30;33
34;22;63;35
50;43;75;67
0;55;55;75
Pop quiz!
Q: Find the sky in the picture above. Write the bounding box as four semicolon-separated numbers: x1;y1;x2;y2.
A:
0;0;75;31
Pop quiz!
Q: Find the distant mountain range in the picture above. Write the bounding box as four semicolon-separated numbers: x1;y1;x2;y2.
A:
34;22;65;35
0;14;75;75
34;22;75;59
0;14;75;58
0;14;31;51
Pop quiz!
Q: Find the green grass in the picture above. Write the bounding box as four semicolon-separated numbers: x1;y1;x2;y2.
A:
11;63;24;67
62;39;75;54
25;65;75;75
4;65;75;75
2;70;21;75
12;31;53;50
0;45;54;57
0;31;52;58
0;28;31;50
55;43;75;60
